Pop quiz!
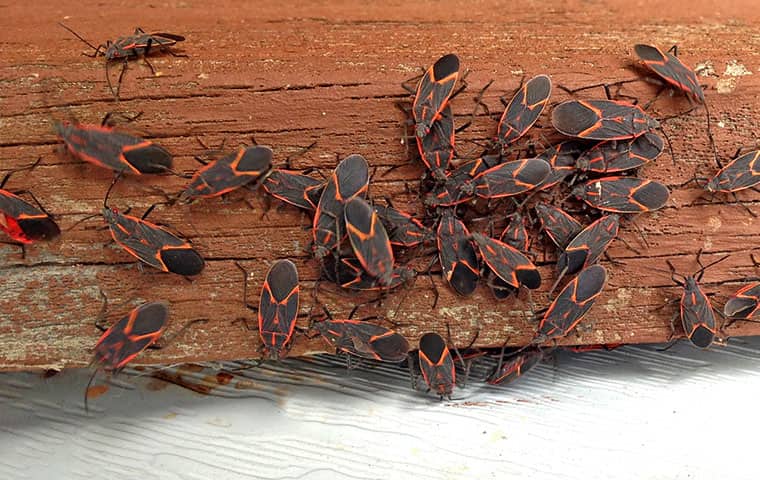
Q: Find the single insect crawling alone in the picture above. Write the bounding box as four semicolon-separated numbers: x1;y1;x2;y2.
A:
85;297;206;412
664;253;727;349
634;44;705;103
59;23;186;98
705;150;760;194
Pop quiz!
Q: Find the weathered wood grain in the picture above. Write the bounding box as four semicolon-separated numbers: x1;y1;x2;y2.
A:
2;0;760;371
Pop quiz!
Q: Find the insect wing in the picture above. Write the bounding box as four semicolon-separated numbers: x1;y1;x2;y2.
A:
724;283;760;319
0;191;60;242
552;100;657;141
706;150;760;193
437;213;479;296
418;103;455;175
472;158;551;199
344;198;394;284
487;348;544;385
181;146;272;200
535;203;583;250
373;204;430;247
576;133;663;173
634;44;705;103
680;277;717;348
418;332;455;397
263;169;324;210
557;215;619;275
537;265;607;341
472;233;540;290
258;260;300;357
573;177;669;213
93;301;169;370
312;154;369;256
413;54;460;138
497;74;552;146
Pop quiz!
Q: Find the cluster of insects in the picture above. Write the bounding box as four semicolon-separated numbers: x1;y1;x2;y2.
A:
3;24;760;406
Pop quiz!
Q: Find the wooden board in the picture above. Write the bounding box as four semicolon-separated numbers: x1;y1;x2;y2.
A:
2;0;760;371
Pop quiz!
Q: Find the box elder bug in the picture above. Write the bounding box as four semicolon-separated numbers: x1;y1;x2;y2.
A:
437;210;480;297
59;23;186;98
236;260;300;360
321;256;412;292
552;214;619;292
312;154;369;259
85;297;206;412
87;300;170;412
412;54;461;138
489;213;530;300
534;264;607;343
572;177;670;213
471;232;541;297
417;104;455;182
55;120;173;175
462;158;551;200
344;197;395;286
633;44;705;103
495;74;552;149
487;347;544;386
311;319;410;363
179;145;273;203
724;283;760;322
100;178;204;276
262;169;325;211
552;99;659;141
0;160;60;254
373;204;430;248
535;140;589;191
416;332;456;400
663;253;727;349
535;203;583;251
705;150;760;194
575;133;664;173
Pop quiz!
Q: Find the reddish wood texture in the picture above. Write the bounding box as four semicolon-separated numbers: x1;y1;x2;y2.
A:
2;0;760;371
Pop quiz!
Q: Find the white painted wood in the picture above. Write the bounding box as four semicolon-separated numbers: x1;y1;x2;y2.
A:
1;339;759;479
